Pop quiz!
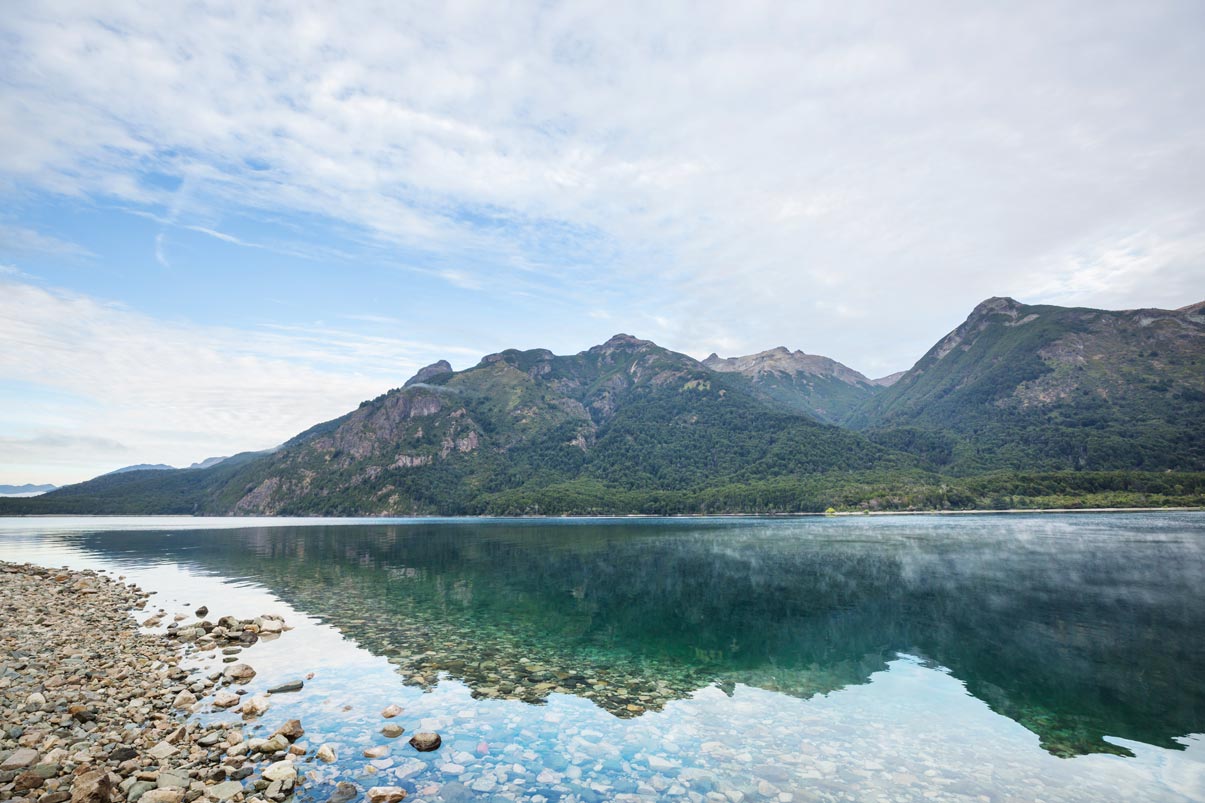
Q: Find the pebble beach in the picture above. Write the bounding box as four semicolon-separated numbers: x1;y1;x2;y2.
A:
0;562;429;803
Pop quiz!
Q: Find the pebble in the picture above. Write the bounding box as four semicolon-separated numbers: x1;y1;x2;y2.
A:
262;761;297;783
329;782;359;803
239;694;270;718
408;732;442;752
365;786;406;803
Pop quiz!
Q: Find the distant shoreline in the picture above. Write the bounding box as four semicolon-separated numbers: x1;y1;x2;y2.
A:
0;506;1202;520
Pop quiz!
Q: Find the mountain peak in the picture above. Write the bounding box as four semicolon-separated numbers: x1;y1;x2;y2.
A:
970;296;1024;317
702;348;870;385
600;333;652;349
404;360;454;387
586;334;657;357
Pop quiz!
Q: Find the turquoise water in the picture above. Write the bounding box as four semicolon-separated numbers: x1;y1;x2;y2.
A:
2;513;1204;801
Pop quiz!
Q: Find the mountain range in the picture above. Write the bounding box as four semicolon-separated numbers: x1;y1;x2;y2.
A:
102;456;230;476
3;297;1202;516
0;483;58;497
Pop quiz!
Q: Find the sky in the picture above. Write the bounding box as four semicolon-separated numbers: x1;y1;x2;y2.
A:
1;0;1203;485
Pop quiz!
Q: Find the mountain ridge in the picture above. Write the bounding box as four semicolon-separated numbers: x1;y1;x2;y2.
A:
4;296;1203;516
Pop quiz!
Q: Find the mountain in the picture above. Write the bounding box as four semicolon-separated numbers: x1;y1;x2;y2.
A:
870;371;906;387
187;456;229;470
0;483;57;497
100;456;228;477
4;300;1203;517
702;347;881;424
10;335;900;516
104;463;174;475
848;297;1205;472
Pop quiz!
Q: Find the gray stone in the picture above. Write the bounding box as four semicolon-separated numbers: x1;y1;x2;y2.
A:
206;781;242;801
328;782;358;803
1;748;39;771
127;781;157;803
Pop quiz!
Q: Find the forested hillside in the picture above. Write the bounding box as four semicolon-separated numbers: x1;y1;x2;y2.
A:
4;298;1202;516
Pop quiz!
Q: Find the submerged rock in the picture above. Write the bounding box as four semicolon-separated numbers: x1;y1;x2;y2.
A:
212;690;240;708
239;694;270;718
328;782;359;803
274;718;305;741
408;733;441;752
365;786;406;803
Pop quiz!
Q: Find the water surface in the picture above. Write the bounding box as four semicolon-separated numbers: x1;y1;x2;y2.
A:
2;513;1204;802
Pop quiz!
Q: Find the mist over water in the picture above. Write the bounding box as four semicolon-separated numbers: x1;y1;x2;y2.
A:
3;513;1204;802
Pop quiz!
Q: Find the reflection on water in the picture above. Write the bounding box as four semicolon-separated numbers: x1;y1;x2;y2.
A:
2;513;1205;802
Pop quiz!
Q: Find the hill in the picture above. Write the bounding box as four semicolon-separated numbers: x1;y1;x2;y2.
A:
847;297;1205;472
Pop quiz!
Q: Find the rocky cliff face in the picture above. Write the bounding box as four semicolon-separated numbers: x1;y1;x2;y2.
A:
403;360;453;387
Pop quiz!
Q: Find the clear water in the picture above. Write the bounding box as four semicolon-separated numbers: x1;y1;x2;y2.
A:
2;513;1204;802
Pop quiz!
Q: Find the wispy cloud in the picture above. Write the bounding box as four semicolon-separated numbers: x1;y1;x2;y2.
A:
0;277;477;483
153;232;170;267
0;223;93;259
1;1;1202;378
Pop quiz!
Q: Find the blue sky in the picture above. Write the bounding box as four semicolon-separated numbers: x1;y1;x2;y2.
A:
2;0;1204;484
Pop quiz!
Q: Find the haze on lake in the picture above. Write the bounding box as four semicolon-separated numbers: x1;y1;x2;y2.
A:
2;513;1203;802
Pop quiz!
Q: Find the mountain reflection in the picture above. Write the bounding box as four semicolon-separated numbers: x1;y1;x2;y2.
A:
75;515;1205;758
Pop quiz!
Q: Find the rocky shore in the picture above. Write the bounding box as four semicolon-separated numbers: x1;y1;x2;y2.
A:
0;562;435;803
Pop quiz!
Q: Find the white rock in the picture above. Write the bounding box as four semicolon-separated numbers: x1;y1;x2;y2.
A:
239;694;270;718
365;786;406;803
212;691;240;709
140;790;184;803
262;761;297;783
381;704;403;718
147;741;178;760
223;663;256;681
316;744;337;763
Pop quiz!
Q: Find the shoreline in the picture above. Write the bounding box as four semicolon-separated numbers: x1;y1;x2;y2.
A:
0;506;1202;520
0;562;313;803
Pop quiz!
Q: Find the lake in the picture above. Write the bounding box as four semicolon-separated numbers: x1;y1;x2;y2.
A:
2;513;1204;802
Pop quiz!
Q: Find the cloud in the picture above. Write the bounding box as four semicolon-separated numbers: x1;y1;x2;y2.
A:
0;0;1202;378
0;277;476;484
0;223;93;258
153;232;170;267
